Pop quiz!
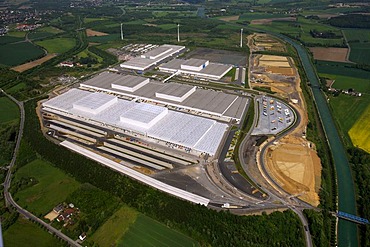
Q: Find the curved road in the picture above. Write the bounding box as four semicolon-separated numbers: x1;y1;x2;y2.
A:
1;89;81;247
238;94;313;247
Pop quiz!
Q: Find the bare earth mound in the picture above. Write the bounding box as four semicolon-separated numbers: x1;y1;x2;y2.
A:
86;29;108;37
266;136;321;206
309;47;349;62
11;54;57;72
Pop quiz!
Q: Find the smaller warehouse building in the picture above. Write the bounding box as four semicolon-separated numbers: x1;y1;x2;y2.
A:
120;44;185;71
159;58;233;80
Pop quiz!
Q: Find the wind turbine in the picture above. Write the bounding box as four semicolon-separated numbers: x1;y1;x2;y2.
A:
120;23;123;40
240;28;243;48
177;23;180;42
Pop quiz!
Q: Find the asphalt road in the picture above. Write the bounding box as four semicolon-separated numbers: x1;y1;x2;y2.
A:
1;89;81;247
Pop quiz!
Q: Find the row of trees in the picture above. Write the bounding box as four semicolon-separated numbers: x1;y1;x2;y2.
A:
21;98;306;246
347;147;370;246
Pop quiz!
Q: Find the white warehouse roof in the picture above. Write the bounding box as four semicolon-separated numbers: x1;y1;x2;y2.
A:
43;89;228;155
120;103;168;129
73;92;118;114
159;58;232;80
120;44;185;71
79;72;248;121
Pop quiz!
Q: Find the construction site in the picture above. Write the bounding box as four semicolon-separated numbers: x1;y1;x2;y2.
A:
248;33;322;206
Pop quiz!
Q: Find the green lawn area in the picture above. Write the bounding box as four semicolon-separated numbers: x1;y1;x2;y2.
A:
6;83;27;94
7;31;26;38
35;38;76;54
84;17;108;23
119;214;198;247
0;97;19;124
13;159;80;216
320;73;370;93
90;205;138;246
38;26;64;34
0;42;45;66
3;217;63;247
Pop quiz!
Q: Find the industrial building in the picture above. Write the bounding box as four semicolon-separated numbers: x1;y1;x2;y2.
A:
120;44;185;71
42;89;229;156
79;72;248;122
158;58;233;80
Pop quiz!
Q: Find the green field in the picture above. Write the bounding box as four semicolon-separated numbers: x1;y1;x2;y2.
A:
7;31;26;38
343;29;370;64
91;206;138;246
250;16;344;46
35;38;76;54
3;217;63;247
14;159;80;216
316;61;370;80
88;34;120;43
0;42;44;66
349;104;370;153
6;83;27;94
38;26;64;34
158;23;177;30
238;12;288;21
0;97;19;124
320;74;370;93
119;214;198;247
0;35;23;44
84;17;108;23
330;95;370;134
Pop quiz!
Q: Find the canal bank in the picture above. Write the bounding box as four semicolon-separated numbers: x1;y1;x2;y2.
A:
271;34;358;247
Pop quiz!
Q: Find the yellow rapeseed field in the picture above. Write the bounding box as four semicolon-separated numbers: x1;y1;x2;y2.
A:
349;104;370;153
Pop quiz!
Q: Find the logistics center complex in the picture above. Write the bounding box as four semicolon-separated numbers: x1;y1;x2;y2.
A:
41;44;248;173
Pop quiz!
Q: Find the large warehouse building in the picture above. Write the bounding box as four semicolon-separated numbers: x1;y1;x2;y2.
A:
42;89;229;156
80;72;248;123
159;58;233;80
120;44;185;71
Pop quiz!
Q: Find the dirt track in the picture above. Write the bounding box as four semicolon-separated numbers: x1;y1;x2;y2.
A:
11;54;57;72
86;29;108;37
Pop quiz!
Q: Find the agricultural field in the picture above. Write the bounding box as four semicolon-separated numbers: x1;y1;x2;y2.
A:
3;217;63;247
349;104;370;153
13;159;80;216
321;74;370;93
0;35;23;44
0;42;45;66
35;38;76;54
316;61;370;80
329;95;370;136
118;214;198;247
0;97;19;124
90;206;138;246
309;47;348;62
343;29;370;64
84;17;108;23
88;34;120;43
250;16;344;47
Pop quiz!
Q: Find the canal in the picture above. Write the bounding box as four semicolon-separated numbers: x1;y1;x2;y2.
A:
274;34;359;247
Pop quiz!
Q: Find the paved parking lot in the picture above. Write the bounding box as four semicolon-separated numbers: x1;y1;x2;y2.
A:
252;95;294;135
